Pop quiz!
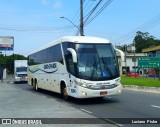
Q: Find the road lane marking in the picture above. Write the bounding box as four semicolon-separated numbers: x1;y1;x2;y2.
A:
151;105;160;109
105;119;124;127
80;108;123;126
80;109;124;126
80;109;92;114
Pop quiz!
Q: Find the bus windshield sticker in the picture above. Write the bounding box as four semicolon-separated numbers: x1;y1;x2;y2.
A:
79;67;85;72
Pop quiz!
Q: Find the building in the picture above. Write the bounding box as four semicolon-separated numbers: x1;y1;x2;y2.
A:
142;45;160;78
116;52;147;75
142;45;160;57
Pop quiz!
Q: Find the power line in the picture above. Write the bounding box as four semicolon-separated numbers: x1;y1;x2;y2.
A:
113;12;160;44
62;0;95;36
0;24;74;32
59;0;113;36
76;0;113;35
84;0;103;22
84;0;113;26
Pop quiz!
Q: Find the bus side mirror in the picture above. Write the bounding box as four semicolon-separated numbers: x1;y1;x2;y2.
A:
67;48;77;63
115;48;125;62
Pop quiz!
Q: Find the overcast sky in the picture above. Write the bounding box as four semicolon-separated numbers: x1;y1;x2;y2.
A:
0;0;160;56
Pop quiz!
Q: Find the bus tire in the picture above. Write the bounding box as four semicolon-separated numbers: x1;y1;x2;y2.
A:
32;79;38;91
61;83;70;100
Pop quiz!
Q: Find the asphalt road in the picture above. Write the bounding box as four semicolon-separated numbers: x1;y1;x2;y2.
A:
5;82;160;127
1;82;107;127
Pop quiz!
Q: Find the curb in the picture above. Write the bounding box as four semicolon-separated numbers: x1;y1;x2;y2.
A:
123;85;160;94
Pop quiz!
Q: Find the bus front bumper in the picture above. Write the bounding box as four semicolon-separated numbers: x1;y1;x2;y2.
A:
76;84;122;98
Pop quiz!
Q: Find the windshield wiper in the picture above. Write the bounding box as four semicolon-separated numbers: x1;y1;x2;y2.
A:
102;56;113;78
90;56;97;78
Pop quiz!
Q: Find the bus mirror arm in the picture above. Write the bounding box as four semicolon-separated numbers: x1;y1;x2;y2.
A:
67;48;77;63
115;48;125;62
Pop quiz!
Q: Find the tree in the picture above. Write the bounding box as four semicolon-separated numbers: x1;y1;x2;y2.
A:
0;54;6;68
0;53;27;74
133;31;160;53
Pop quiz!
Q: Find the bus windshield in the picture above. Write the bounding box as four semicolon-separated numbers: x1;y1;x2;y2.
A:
75;44;119;80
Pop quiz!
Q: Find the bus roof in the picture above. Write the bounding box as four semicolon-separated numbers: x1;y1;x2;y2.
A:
28;36;110;55
61;36;110;44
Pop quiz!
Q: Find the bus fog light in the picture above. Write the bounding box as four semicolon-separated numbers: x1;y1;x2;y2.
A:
82;91;87;96
78;82;93;88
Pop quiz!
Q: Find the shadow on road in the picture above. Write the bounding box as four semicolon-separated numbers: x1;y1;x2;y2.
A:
12;83;120;105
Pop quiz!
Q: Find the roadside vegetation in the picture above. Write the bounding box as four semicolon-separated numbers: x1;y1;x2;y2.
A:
121;76;160;87
0;54;26;74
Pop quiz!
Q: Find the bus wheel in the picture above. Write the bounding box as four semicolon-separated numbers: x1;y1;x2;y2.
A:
32;79;38;91
61;85;69;100
35;81;39;91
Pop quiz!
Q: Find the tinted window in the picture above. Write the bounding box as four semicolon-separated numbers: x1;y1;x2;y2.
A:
28;44;63;65
62;42;75;75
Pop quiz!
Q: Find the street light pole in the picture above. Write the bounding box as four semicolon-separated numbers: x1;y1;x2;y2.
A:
60;16;80;35
133;41;136;77
60;0;84;36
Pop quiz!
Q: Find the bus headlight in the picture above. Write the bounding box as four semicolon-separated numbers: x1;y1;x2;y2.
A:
74;80;92;88
75;81;101;89
80;83;88;88
80;83;93;88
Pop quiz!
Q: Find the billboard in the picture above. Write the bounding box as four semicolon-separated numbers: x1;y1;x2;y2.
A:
0;36;14;51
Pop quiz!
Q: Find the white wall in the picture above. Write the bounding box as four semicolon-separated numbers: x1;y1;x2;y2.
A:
122;57;138;71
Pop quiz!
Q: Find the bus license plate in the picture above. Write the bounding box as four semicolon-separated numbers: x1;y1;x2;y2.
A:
100;91;107;95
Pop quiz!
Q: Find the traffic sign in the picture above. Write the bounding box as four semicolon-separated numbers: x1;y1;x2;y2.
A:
138;57;160;68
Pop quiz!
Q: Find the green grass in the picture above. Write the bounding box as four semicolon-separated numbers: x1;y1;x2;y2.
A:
121;76;160;87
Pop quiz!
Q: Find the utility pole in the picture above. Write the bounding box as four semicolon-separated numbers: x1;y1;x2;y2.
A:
80;0;84;36
133;41;136;77
125;45;127;75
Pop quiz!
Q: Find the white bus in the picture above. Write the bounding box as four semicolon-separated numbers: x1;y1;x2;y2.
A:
28;36;124;99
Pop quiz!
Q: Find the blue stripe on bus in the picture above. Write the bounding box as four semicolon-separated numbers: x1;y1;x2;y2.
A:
29;68;58;74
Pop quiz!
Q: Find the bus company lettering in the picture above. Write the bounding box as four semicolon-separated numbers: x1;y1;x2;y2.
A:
96;82;110;85
44;63;56;69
